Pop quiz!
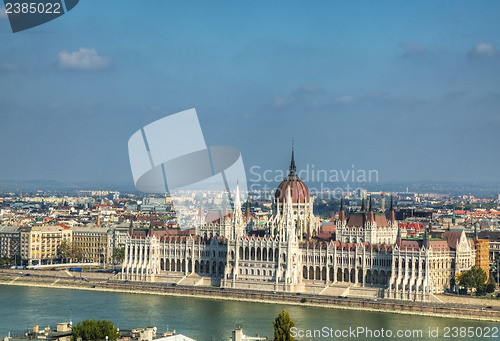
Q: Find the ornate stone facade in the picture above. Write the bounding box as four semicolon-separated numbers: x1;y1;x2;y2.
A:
122;150;476;301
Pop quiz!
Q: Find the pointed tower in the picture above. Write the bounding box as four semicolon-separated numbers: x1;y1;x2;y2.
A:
280;185;296;242
244;200;251;219
388;196;397;244
360;198;366;211
288;185;297;240
289;141;296;176
336;197;347;242
273;143;315;240
148;217;154;237
423;225;429;248
232;184;244;239
388;196;396;222
129;216;134;236
367;196;375;222
338;197;346;222
452;205;456;226
396;223;402;247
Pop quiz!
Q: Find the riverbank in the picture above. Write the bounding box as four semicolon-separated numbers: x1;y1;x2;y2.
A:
1;270;499;322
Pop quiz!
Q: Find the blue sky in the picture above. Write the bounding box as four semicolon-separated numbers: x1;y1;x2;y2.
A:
1;1;500;186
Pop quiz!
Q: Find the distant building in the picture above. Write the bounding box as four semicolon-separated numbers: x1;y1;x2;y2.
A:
227;327;267;341
20;226;72;265
72;227;113;263
0;226;20;259
474;238;490;280
395;208;432;221
478;230;500;261
3;323;72;341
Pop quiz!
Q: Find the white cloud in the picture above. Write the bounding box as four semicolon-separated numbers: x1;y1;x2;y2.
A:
467;42;497;58
57;48;111;70
333;95;355;104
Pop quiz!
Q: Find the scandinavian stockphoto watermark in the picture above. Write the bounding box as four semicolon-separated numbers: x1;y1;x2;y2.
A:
290;325;499;339
3;0;79;33
248;164;379;200
128;108;248;229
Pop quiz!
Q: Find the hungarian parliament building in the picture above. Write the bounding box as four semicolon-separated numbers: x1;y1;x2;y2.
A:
122;150;476;301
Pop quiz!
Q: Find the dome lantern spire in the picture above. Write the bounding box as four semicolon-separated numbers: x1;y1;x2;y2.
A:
289;140;296;176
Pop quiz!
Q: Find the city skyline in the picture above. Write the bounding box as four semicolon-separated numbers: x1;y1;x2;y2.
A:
1;1;500;185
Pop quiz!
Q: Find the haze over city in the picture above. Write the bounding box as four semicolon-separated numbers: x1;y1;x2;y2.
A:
1;1;500;187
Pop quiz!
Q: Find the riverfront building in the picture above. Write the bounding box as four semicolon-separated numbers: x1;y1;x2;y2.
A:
20;226;72;265
0;226;20;259
122;149;477;301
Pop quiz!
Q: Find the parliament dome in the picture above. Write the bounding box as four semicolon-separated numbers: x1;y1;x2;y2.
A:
274;148;310;204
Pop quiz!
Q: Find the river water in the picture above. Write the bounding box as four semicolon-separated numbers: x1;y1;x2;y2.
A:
0;285;498;340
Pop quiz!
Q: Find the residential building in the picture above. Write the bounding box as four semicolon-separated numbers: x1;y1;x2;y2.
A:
20;226;72;265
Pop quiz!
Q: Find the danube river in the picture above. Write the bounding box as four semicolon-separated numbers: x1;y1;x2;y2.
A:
0;286;498;340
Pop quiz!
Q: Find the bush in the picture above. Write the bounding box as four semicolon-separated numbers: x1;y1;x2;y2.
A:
72;319;119;341
486;283;496;293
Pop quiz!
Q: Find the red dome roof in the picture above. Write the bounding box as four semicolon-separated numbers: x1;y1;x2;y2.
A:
275;175;310;203
274;147;310;204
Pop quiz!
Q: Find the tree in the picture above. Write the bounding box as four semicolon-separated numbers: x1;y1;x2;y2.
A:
273;310;295;341
59;241;84;263
112;246;125;264
456;266;488;296
72;319;119;341
59;240;72;262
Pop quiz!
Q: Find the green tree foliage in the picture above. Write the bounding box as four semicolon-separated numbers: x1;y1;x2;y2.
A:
273;310;295;341
112;247;125;264
0;256;19;266
455;266;488;296
72;319;119;341
59;241;83;263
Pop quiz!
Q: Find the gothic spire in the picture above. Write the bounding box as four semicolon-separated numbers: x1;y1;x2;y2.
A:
289;141;296;176
234;183;241;211
367;196;374;221
338;197;346;221
423;225;429;248
388;195;396;222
